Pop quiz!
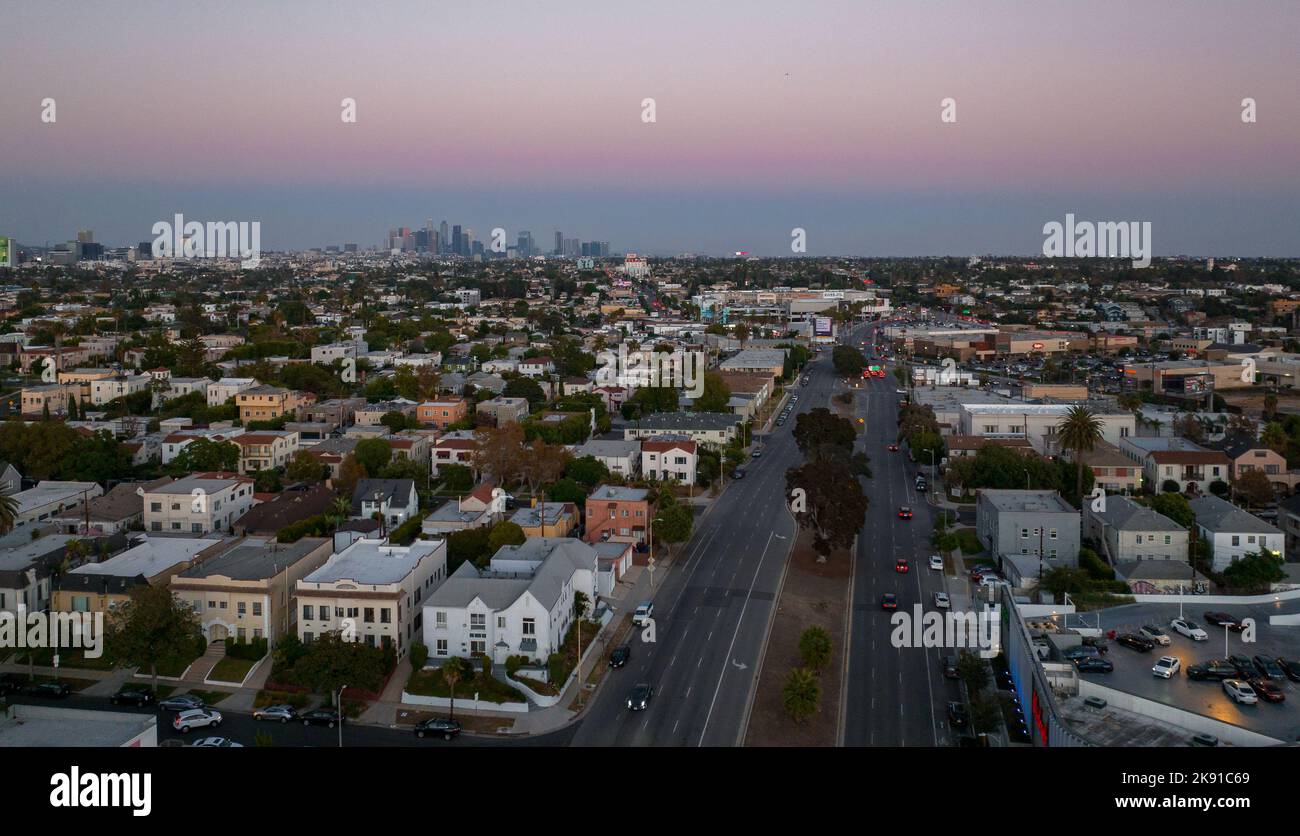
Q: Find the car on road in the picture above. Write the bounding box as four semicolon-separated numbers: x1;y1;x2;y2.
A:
1075;657;1114;673
776;417;786;426
881;593;897;610
1187;660;1240;681
895;557;909;573
1253;654;1286;680
110;688;156;706
933;592;950;609
915;478;927;493
23;682;71;698
730;468;745;479
887;443;899;452
632;602;654;627
173;708;222;733
947;702;970;728
1222;679;1258;705
751;447;762;458
191;737;242;747
626;683;654;712
1190;733;1220;747
929;554;944;571
608;644;631;668
1203;611;1245;631
1139;625;1171;646
414;717;462;739
1116;633;1155;652
1170;617;1208;641
1246;677;1285;703
942;655;959;679
301;708;342;728
1152;656;1181;678
1276;657;1300;683
897;506;913;520
253;704;299;723
159;694;206;712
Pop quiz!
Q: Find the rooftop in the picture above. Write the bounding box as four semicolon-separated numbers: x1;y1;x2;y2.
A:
303;537;444;586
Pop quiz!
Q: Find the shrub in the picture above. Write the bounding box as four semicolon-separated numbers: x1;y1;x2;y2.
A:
1161;480;1181;493
224;636;269;661
409;642;429;672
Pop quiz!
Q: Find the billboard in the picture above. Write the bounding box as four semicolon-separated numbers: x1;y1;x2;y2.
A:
814;316;833;336
0;236;10;268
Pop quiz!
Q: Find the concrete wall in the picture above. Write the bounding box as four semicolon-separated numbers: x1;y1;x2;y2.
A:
1077;680;1285;747
1129;588;1300;605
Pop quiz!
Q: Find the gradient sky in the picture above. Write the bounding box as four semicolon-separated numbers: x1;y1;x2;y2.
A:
2;0;1298;256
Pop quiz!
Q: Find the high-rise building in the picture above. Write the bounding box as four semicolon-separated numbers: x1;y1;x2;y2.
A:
451;225;462;256
76;230;94;244
554;231;563;256
440;221;449;252
517;230;534;258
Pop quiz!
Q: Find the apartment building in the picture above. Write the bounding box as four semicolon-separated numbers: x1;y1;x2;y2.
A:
1144;450;1231;494
1082;495;1189;567
416;396;469;429
236;385;315;423
641;437;698;484
208;377;258;406
623;412;741;450
232;431;300;474
431;430;479;475
1189;495;1284;572
583;485;652;548
142;473;255;535
54;536;227;615
12;482;103;529
573;439;641;478
89;374;153;406
297;536;448;658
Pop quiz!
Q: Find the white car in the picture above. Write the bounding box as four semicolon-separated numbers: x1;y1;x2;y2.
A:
191;737;243;747
1170;617;1208;641
1222;679;1258;705
173;708;223;733
1139;625;1172;646
632;602;654;627
1151;656;1180;679
933;592;950;609
929;555;944;571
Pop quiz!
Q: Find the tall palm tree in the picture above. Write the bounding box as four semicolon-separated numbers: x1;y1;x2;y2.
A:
0;487;18;534
441;657;468;720
1057;406;1104;507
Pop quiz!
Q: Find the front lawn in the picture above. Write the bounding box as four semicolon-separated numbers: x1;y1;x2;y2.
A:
406;666;525;705
957;529;984;555
11;647;118;672
547;619;603;686
208;656;257;684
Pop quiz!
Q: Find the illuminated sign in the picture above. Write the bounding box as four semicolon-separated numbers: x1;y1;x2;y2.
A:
1031;342;1045;350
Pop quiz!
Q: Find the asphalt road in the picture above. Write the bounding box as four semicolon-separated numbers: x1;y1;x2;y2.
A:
841;321;967;746
569;351;843;746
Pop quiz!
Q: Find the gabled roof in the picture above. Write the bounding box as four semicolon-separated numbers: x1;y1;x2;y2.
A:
1189;494;1280;536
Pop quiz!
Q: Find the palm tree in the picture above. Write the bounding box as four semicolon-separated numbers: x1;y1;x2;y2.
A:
0;487;18;534
1057;405;1104;507
327;497;352;531
441;657;469;719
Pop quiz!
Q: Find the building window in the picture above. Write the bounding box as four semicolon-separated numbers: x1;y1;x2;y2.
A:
303;605;314;620
436;611;447;628
470;613;486;630
436;639;447;656
523;618;536;636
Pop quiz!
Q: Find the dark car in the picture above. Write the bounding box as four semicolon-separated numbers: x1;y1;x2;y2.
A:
1253;654;1286;680
947;702;970;728
23;681;71;698
1228;655;1255;677
894;557;909;574
1075;657;1114;673
109;688;156;707
1276;657;1300;683
1187;660;1240;681
897;506;913;520
626;683;654;712
0;675;21;696
1061;645;1101;662
414;717;462;740
942;655;959;679
881;593;898;611
1116;633;1155;652
730;468;745;480
301;708;343;728
1203;611;1245;631
1247;677;1285;703
158;694;207;712
608;644;631;669
1190;733;1220;747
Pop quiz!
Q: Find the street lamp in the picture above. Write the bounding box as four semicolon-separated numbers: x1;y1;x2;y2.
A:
336;684;347;748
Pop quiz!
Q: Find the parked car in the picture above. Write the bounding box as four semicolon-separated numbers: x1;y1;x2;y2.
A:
1203;611;1245;631
632;602;654;627
191;737;242;747
23;682;70;698
626;683;654;712
1151;656;1181;678
1170;618;1208;641
730;468;746;480
1075;657;1114;673
301;708;342;728
1246;677;1285;703
159;694;207;712
109;688;155;707
929;554;944;571
253;704;298;723
881;593;898;610
1190;733;1220;747
1228;655;1255;677
1061;645;1102;662
1139;625;1171;646
1222;679;1258;705
1275;657;1300;683
1187;660;1240;681
608;644;631;668
414;717;462;740
947;702;970;728
933;592;950;609
1116;633;1155;652
173;709;222;733
1253;655;1286;680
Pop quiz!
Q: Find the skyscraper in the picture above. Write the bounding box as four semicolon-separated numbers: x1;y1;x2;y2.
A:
440;220;449;253
554;231;563;256
451;225;462;256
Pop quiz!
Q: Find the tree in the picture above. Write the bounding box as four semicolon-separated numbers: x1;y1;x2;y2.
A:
798;626;832;671
1057;406;1104;509
171;437;240;474
380;410;420;433
488;520;526;553
334;453;365;499
955;649;990;697
831;345;867;378
0;487;17;534
564;455;609;489
441;656;470;719
693;371;731;413
474;423;524;487
519;439;569;496
1233;469;1274;508
503;377;546;407
782;667;820;723
1039;565;1089;601
108;583;203;694
353;438;393;477
291;631;390;702
1172;414;1205;444
438;463;474;492
792;407;856;459
969;693;1003;734
786;458;868;561
1221;548;1285;593
286;449;328;483
1150;492;1195;528
547;478;588;505
652;500;693;547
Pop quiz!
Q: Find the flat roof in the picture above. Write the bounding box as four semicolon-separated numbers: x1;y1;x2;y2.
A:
70;537;218;578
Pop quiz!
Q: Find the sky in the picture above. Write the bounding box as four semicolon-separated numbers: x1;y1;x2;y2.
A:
2;0;1297;256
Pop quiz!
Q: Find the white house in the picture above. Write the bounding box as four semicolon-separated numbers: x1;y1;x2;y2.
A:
640;437;697;484
422;537;596;664
573;438;641;478
208;377;258;406
351;479;419;529
1189;494;1284;572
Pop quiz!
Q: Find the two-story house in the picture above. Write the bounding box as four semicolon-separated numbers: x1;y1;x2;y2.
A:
583;485;652;550
1189;494;1284;571
142;473;255;535
641;437;697;484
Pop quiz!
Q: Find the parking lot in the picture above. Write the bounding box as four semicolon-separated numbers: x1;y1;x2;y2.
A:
1072;600;1300;743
